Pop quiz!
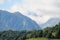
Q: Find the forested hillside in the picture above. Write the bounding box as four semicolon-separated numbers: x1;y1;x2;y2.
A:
0;23;60;40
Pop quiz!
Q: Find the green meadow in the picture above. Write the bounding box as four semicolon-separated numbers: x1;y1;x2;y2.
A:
27;38;60;40
27;38;48;40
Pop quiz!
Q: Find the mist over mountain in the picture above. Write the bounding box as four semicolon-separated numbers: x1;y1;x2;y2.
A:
41;18;60;28
0;10;40;31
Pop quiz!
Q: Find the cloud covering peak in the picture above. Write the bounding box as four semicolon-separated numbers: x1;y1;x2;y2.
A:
0;0;60;24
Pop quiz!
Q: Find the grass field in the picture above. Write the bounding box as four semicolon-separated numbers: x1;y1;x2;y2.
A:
27;38;60;40
27;38;48;40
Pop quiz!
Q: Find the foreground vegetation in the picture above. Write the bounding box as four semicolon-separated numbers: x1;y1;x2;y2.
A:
27;38;48;40
27;38;60;40
0;23;60;40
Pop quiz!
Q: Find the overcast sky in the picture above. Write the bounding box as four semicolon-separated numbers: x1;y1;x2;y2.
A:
0;0;60;24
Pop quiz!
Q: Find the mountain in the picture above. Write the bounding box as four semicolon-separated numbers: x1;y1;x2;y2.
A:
0;10;40;31
41;18;60;28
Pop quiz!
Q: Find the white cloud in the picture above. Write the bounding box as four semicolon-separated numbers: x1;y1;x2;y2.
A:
0;0;4;4
8;4;51;24
22;0;55;11
8;4;19;12
8;0;60;24
22;0;60;15
27;15;51;24
8;4;27;15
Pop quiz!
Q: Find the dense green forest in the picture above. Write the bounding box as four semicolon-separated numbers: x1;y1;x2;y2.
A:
0;23;60;40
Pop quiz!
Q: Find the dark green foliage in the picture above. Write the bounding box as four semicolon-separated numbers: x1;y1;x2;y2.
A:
46;32;54;38
56;29;60;38
43;30;48;37
0;23;60;40
26;30;43;38
43;23;60;38
0;30;27;40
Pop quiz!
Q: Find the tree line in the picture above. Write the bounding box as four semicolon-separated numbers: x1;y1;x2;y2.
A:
0;23;60;40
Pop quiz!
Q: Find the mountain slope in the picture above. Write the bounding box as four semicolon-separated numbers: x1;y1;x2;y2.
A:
0;10;40;31
41;18;60;28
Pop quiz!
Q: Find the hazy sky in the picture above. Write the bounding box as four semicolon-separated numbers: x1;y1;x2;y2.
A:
0;0;60;24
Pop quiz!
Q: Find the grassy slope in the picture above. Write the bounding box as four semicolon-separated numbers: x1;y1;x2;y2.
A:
27;38;48;40
27;38;60;40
